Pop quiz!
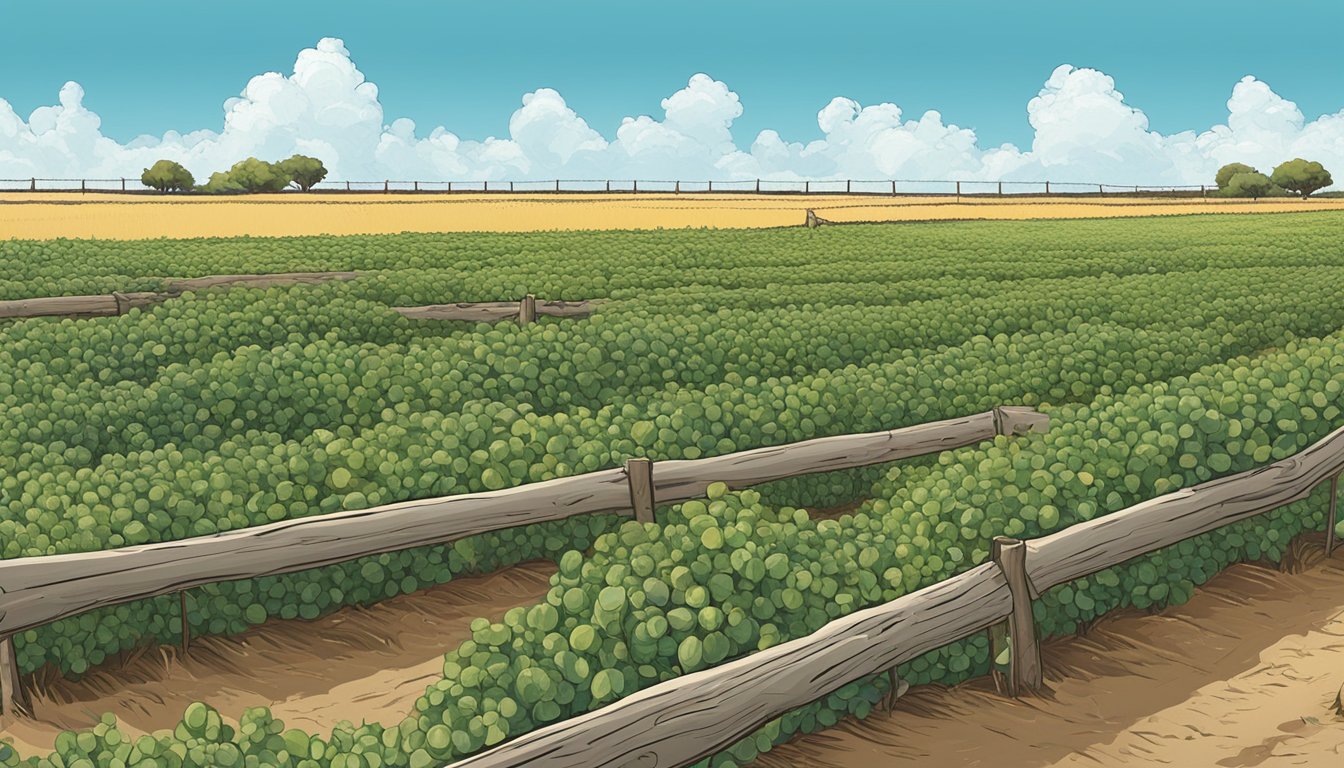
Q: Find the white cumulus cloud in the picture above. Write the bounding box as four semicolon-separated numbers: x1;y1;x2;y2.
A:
2;39;1344;189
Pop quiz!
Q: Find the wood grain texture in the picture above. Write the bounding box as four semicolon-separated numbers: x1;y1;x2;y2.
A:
992;537;1041;694
1027;423;1344;595
450;563;1011;768
0;407;1039;637
625;458;655;524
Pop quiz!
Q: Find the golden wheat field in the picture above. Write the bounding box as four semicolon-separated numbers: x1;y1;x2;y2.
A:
3;192;1344;239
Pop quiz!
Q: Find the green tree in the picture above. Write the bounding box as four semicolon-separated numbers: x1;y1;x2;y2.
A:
221;157;293;193
1225;171;1273;199
198;171;248;194
140;160;194;193
1214;162;1257;189
1270;158;1333;198
276;154;328;191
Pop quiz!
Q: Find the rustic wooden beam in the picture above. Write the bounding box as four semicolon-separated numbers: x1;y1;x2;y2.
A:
392;299;602;322
0;634;26;717
450;563;1010;768
0;407;1041;637
626;458;655;524
0;272;361;320
1027;423;1344;595
518;294;537;326
992;537;1041;695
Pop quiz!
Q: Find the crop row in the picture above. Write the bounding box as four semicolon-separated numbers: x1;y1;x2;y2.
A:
9;329;1342;768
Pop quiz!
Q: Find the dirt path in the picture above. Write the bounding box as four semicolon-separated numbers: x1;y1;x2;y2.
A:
2;192;1342;239
1;561;557;756
756;542;1344;768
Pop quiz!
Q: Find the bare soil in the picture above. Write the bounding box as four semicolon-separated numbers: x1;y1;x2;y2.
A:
755;540;1344;767
0;561;557;756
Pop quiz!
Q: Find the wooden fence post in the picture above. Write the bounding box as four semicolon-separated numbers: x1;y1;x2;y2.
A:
891;180;896;196
0;634;27;716
346;181;351;191
606;180;611;193
384;180;389;193
414;181;419;192
708;180;713;192
1327;474;1340;556
555;179;561;193
1044;181;1050;194
992;536;1041;696
998;181;1003;196
625;458;655;524
804;180;810;194
121;178;126;192
509;181;515;193
846;179;851;194
632;180;638;194
1098;184;1104;195
675;180;680;194
755;178;760;193
955;180;961;199
180;591;191;652
29;178;35;191
518;294;537;326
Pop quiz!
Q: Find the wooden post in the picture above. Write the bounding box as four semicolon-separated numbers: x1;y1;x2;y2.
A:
998;181;1003;196
1327;474;1339;556
0;634;26;716
1201;184;1207;198
992;536;1041;696
384;180;389;193
180;591;190;652
755;178;760;193
121;177;126;192
81;179;86;194
29;178;35;191
675;180;680;194
414;181;419;192
846;179;851;194
804;180;810;194
708;180;713;192
632;180;638;193
346;181;351;191
509;181;515;193
518;294;537;326
625;458;655;524
891;180;896;196
1098;184;1104;194
555;179;561;192
606;180;611;193
1044;181;1050;194
955;180;961;199
884;667;908;711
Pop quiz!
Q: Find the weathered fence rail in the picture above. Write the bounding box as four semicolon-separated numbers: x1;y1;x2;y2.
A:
447;422;1344;768
0;272;360;319
0;406;1047;714
393;296;602;323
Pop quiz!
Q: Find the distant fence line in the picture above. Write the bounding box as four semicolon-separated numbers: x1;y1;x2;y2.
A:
0;177;1213;197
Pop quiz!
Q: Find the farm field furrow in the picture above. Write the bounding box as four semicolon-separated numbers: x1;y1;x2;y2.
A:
3;561;556;757
753;544;1344;768
3;212;1344;767
3;193;1344;239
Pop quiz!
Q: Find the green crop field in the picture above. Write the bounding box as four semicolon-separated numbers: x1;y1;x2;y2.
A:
3;212;1344;767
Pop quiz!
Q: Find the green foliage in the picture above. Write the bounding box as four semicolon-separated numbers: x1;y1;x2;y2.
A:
1270;158;1333;198
1223;171;1274;198
1214;162;1257;189
140;160;195;193
6;215;1344;765
199;157;293;194
276;154;328;191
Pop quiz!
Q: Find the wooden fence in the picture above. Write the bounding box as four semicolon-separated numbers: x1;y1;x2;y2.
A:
0;276;595;327
445;423;1344;768
0;406;1048;715
0;272;359;319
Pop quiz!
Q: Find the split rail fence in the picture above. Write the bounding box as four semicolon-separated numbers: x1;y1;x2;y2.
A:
0;272;598;326
0;406;1050;715
444;423;1344;768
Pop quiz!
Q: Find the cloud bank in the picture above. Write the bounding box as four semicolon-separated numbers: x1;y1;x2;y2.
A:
2;38;1343;187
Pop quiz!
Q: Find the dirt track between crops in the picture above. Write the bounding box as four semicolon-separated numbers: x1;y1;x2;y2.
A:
2;192;1343;239
755;538;1344;767
0;561;557;756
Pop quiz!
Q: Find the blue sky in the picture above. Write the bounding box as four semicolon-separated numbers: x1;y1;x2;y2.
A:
2;0;1341;149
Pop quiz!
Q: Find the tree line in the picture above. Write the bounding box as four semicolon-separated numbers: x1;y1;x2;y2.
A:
140;156;327;194
1214;158;1333;199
